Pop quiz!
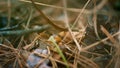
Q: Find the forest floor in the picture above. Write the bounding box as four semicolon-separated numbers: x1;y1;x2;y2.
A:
0;0;120;68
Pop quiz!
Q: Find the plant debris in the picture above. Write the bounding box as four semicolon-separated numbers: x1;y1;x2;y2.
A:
0;0;120;68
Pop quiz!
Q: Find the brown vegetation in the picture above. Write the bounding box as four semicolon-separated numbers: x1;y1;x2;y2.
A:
0;0;120;68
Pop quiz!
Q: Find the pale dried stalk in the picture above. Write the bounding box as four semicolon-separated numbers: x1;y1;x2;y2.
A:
20;0;109;15
82;31;120;51
101;26;118;44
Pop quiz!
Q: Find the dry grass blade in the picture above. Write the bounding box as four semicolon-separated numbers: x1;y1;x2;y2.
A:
78;55;99;68
19;0;91;13
19;0;110;15
63;0;90;52
0;0;119;68
118;22;120;43
101;26;120;68
93;0;108;11
30;0;67;31
34;52;73;67
23;34;41;50
93;0;100;40
0;44;27;67
33;53;50;68
82;31;120;51
100;25;118;44
62;0;90;52
7;0;11;27
71;0;91;29
0;44;16;51
66;50;99;68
